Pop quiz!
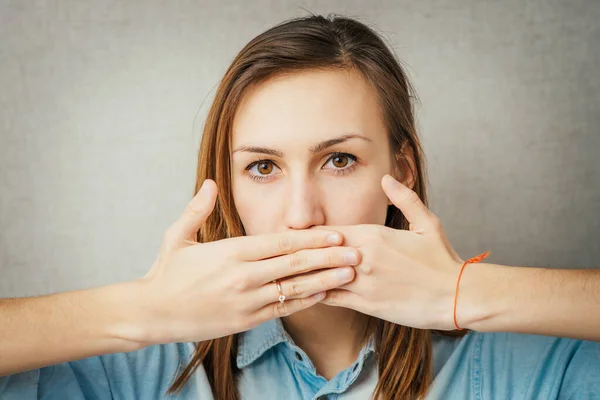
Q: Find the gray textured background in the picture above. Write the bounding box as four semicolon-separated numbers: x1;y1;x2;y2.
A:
1;1;599;297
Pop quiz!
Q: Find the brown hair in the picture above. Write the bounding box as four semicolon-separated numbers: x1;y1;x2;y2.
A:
168;13;466;400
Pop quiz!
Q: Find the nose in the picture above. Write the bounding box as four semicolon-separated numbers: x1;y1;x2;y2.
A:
284;175;325;230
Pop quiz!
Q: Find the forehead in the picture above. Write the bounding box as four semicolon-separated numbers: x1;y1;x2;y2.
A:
231;68;387;148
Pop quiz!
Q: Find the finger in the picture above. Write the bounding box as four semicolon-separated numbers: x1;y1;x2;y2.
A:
164;179;217;246
236;229;344;261
252;266;355;308
381;174;438;233
319;288;364;311
251;246;361;286
253;291;327;324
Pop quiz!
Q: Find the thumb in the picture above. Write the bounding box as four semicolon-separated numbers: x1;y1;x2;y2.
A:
168;179;218;245
381;174;437;233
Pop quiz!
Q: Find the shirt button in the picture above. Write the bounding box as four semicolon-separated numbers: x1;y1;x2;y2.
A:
295;351;303;361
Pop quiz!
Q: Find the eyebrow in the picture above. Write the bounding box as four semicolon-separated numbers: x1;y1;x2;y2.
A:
232;133;372;157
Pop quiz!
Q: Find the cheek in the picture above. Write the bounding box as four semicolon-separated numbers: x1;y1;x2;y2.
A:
232;180;284;235
323;179;389;225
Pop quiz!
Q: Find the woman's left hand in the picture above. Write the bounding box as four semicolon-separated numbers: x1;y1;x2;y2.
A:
316;174;465;331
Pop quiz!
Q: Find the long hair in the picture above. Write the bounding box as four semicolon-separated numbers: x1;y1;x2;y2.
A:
168;14;467;399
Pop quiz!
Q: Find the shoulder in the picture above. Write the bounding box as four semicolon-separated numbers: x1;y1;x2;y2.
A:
432;331;600;399
92;342;204;398
0;343;208;399
478;331;600;398
95;341;196;376
474;331;599;372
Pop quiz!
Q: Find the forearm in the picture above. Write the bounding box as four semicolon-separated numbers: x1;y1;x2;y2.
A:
0;281;148;376
459;263;600;342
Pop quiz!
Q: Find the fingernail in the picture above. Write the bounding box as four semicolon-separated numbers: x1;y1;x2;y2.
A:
327;233;341;244
343;251;358;265
335;268;353;280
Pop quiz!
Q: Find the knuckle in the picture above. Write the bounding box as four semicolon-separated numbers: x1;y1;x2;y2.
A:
403;189;421;206
184;203;200;217
326;290;339;305
324;251;336;266
318;274;328;289
228;246;242;261
231;273;251;292
359;262;373;275
296;296;310;310
430;215;442;231
273;301;288;318
375;224;389;240
278;235;293;252
289;280;302;297
288;253;304;270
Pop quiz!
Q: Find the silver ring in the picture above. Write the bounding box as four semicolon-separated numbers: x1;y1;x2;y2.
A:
274;280;285;304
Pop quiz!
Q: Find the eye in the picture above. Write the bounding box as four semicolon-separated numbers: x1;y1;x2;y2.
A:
245;159;280;182
331;154;350;168
323;152;357;171
255;161;273;175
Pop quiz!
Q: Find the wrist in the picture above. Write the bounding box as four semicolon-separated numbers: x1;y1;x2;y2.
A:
96;280;156;350
454;262;517;332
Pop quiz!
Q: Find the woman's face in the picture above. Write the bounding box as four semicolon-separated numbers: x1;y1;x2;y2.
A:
231;68;394;235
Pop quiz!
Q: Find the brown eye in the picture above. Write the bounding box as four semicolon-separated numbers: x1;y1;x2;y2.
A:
332;155;349;168
257;161;273;175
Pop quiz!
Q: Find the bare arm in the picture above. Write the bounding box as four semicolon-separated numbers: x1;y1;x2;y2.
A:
459;264;600;341
0;181;357;377
0;281;147;376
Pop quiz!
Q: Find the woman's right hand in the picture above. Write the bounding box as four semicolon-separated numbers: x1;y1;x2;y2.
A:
132;179;360;346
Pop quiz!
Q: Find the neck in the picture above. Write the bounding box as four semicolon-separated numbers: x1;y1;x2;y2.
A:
281;304;371;380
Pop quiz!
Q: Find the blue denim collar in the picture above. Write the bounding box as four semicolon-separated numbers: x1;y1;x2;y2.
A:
236;318;291;368
236;318;377;370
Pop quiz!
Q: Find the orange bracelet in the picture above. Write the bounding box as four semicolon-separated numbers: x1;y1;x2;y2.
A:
453;251;491;330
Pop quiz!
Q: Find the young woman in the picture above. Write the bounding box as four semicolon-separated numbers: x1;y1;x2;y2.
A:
1;14;598;400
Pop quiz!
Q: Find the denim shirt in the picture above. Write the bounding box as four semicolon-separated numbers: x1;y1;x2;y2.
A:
1;317;599;399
